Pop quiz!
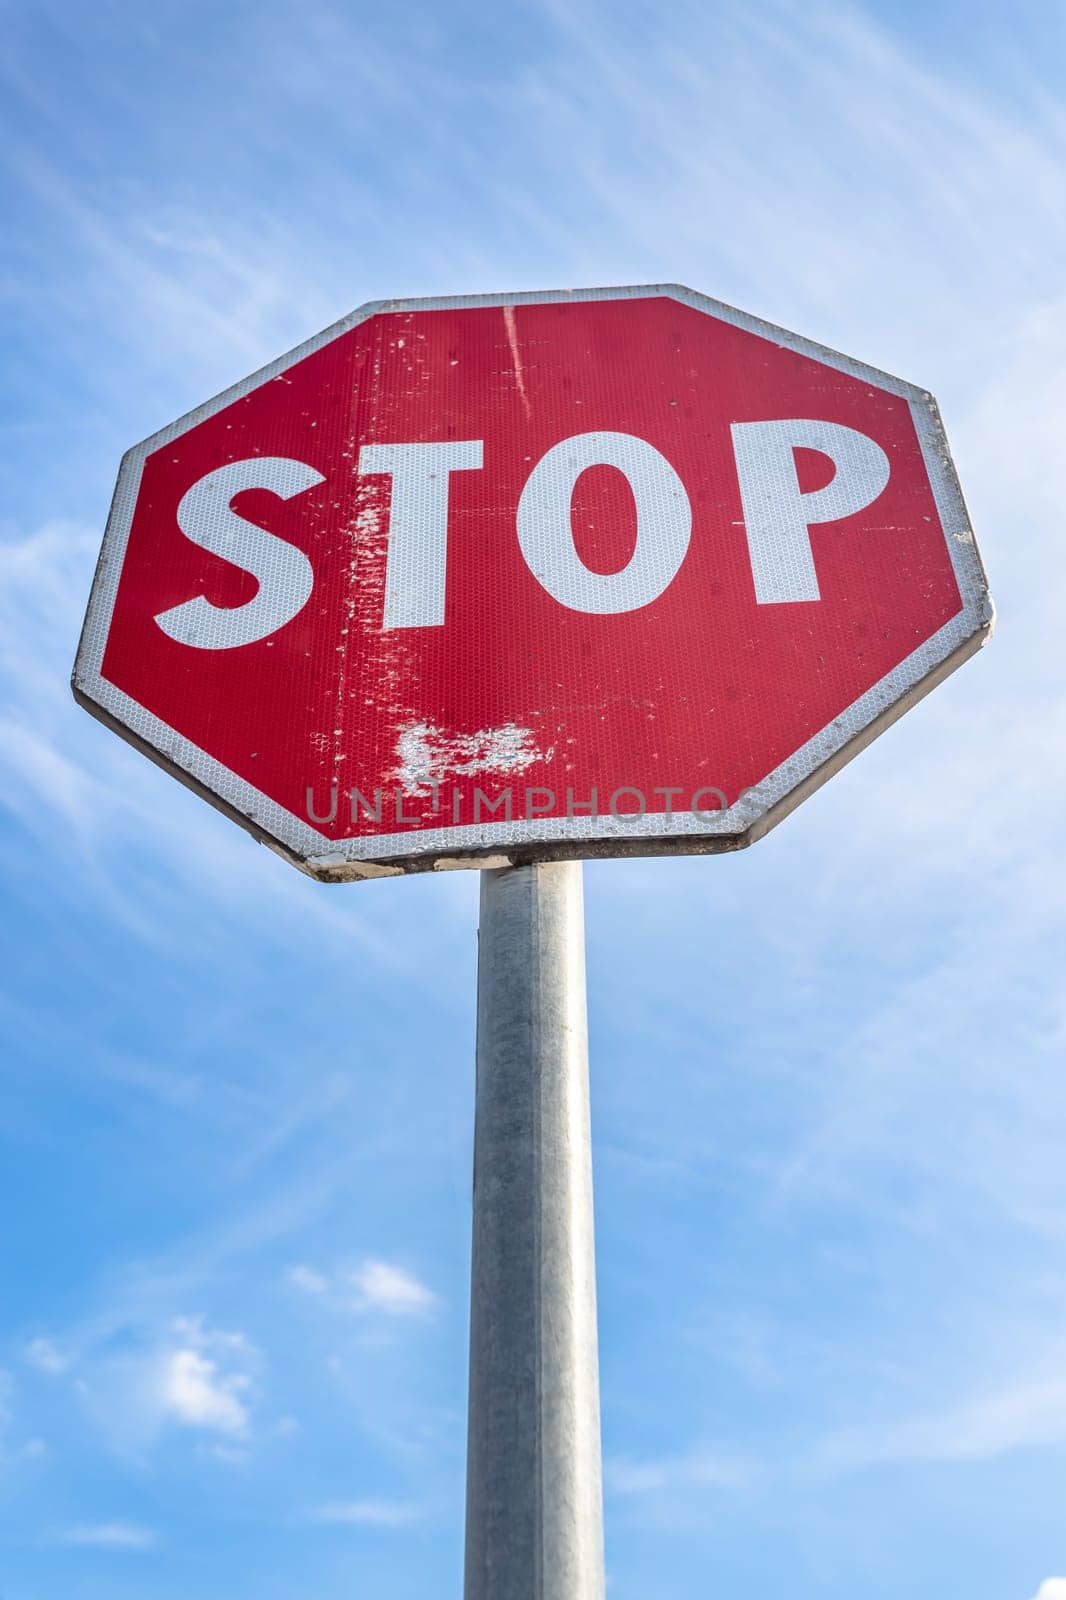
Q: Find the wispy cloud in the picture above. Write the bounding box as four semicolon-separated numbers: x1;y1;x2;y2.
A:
309;1498;422;1528
286;1264;329;1296
813;1362;1066;1474
60;1522;158;1550
606;1343;1066;1506
288;1259;438;1316
607;1449;754;1498
23;1337;67;1375
351;1261;438;1316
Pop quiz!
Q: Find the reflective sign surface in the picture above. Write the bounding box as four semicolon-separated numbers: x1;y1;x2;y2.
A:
74;286;992;878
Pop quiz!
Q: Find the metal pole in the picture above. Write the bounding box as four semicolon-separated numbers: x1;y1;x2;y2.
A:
464;860;605;1600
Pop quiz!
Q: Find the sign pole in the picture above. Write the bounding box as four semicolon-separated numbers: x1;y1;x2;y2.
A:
464;861;606;1600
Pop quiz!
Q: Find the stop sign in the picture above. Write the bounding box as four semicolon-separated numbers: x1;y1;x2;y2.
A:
73;285;992;879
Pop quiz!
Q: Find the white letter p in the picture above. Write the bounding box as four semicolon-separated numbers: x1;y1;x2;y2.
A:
731;419;891;604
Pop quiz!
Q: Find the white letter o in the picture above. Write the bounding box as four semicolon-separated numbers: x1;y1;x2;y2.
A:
515;431;691;614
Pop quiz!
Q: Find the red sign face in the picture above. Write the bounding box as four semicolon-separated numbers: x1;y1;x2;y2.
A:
74;286;992;879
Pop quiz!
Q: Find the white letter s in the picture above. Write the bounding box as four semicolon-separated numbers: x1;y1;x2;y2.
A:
155;456;323;649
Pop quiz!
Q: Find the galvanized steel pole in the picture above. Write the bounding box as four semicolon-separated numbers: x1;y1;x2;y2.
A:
464;861;605;1600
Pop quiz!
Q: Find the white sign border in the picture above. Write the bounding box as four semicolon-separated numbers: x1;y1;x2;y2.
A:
73;284;994;881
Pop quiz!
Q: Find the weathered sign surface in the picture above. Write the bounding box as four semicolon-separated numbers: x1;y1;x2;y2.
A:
73;285;992;879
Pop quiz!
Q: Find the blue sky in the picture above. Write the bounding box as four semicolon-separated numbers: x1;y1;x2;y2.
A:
1;1;1065;1596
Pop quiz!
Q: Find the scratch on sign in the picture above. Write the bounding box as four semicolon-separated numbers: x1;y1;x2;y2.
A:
394;719;550;794
503;305;531;419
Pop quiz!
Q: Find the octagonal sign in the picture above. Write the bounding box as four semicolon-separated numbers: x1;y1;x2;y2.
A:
74;285;992;880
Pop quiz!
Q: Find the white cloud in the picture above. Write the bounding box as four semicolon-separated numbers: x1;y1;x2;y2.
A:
350;1260;437;1316
61;1522;157;1551
157;1320;254;1437
1031;1584;1066;1600
54;1315;259;1450
161;1347;249;1436
24;1337;67;1375
310;1499;420;1528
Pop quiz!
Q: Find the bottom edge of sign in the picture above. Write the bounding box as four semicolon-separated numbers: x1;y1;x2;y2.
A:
72;613;992;886
295;831;754;883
